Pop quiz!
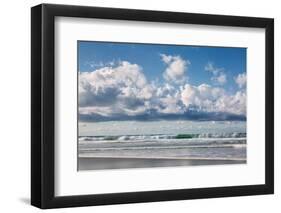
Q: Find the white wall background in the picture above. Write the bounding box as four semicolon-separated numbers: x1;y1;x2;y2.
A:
0;0;279;212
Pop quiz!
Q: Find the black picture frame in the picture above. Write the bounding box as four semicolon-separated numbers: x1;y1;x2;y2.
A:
31;3;274;209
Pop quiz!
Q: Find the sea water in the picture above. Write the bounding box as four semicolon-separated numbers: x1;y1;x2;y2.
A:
78;120;246;160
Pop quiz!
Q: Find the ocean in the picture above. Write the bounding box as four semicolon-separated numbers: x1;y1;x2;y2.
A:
78;121;246;168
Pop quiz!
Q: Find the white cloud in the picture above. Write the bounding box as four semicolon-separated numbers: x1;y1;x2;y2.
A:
160;54;190;84
205;62;222;75
159;93;183;114
152;83;182;114
160;54;173;64
234;72;247;88
79;59;246;120
212;72;227;85
215;91;246;115
79;61;186;117
85;60;116;69
180;84;196;107
180;83;245;115
205;62;227;85
79;61;153;116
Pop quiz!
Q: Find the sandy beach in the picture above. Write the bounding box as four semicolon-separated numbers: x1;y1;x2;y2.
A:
78;157;246;170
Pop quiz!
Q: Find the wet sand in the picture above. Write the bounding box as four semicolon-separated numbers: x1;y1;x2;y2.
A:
78;157;246;171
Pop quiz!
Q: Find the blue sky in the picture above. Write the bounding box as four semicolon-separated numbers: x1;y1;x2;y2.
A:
78;41;246;121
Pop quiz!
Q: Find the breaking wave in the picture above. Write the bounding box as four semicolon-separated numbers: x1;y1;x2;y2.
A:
79;132;246;142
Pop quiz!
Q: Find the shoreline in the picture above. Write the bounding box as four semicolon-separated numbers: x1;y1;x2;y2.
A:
78;156;246;171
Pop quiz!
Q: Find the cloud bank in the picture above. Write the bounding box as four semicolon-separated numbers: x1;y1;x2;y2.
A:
79;56;246;121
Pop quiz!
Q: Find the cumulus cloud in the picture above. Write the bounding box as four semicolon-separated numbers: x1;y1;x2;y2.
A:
216;91;246;115
234;72;247;88
180;84;196;107
79;59;246;121
205;62;227;85
180;83;245;115
155;83;183;114
79;61;153;116
160;54;190;84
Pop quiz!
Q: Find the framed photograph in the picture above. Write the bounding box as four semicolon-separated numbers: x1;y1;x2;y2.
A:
31;3;274;209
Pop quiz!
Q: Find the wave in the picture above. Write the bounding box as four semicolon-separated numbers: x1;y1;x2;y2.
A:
79;132;246;142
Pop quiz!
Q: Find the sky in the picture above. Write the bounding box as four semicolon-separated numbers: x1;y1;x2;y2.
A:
78;41;247;122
